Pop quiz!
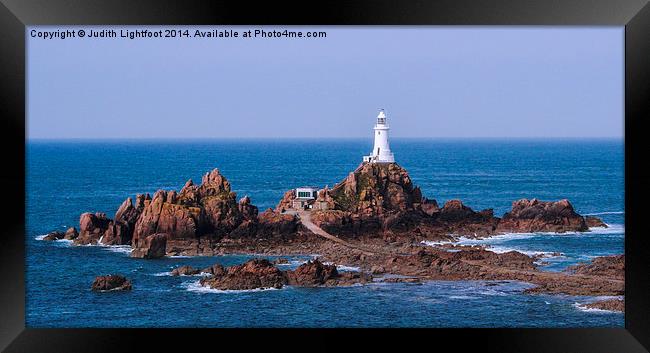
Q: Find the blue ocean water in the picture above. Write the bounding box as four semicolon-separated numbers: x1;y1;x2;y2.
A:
26;139;624;327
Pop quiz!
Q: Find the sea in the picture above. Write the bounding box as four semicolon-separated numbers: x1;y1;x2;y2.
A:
26;138;624;327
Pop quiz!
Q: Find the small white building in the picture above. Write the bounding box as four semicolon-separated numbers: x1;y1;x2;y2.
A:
292;186;318;209
363;109;395;163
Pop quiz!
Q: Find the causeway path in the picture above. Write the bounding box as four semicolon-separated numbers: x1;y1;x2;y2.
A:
295;211;399;256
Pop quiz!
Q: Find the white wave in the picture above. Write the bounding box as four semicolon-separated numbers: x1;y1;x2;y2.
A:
572;302;620;314
323;262;360;272
100;245;133;254
275;260;308;267
588;224;625;235
447;295;479;300
36;234;74;247
152;271;173;277
168;255;191;258
182;280;281;294
420;239;454;246
487;246;562;258
584;211;625;216
456;232;536;245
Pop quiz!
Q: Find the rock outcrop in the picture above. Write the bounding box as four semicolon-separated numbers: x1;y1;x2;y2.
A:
171;265;201;276
286;259;372;287
101;196;146;245
64;227;79;240
75;212;112;245
585;216;608;228
199;259;287;290
256;209;300;237
568;255;624;279
43;231;64;241
286;260;339;286
435;200;499;236
130;233;167;259
584;299;624;312
307;163;500;237
329;162;422;216
497;198;589;233
50;165;606;257
275;190;295;212
197;258;372;290
91;275;132;291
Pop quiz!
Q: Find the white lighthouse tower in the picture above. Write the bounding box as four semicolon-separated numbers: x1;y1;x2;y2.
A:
363;109;395;163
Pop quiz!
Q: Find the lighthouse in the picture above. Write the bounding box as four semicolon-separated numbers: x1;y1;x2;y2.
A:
363;109;395;163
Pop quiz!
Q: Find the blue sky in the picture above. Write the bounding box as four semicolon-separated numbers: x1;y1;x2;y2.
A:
27;26;623;139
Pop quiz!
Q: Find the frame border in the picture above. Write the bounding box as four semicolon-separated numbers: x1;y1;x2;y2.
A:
1;1;648;351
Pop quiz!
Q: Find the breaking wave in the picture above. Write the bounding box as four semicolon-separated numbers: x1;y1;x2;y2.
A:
182;280;282;294
584;211;625;216
322;262;360;272
572;302;620;314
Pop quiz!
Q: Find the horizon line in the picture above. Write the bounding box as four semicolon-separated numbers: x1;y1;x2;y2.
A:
25;136;624;141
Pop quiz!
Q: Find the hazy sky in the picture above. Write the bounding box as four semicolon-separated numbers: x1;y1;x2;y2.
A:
27;26;623;139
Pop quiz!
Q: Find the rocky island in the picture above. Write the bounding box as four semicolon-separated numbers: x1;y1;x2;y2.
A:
44;162;622;311
41;110;622;312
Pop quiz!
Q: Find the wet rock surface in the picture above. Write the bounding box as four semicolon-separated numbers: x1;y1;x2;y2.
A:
91;275;132;291
199;259;287;290
43;231;65;241
197;259;372;290
171;265;201;276
584;299;624;312
567;255;624;279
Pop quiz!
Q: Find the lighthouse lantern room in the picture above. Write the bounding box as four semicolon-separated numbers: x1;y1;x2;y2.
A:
363;109;395;163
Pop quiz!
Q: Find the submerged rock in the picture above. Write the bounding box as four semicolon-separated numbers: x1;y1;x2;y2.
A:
91;275;132;291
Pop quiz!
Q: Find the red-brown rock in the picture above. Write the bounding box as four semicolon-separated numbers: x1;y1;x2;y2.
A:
498;198;588;233
256;209;299;237
286;259;338;286
568;255;624;279
584;299;624;312
585;216;607;228
275;189;295;212
63;227;79;240
43;231;64;241
130;233;167;259
91;275;132;291
199;259;287;290
75;212;111;245
171;265;201;276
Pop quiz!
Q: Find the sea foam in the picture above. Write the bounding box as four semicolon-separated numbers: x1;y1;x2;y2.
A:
182;280;281;294
572;302;620;314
